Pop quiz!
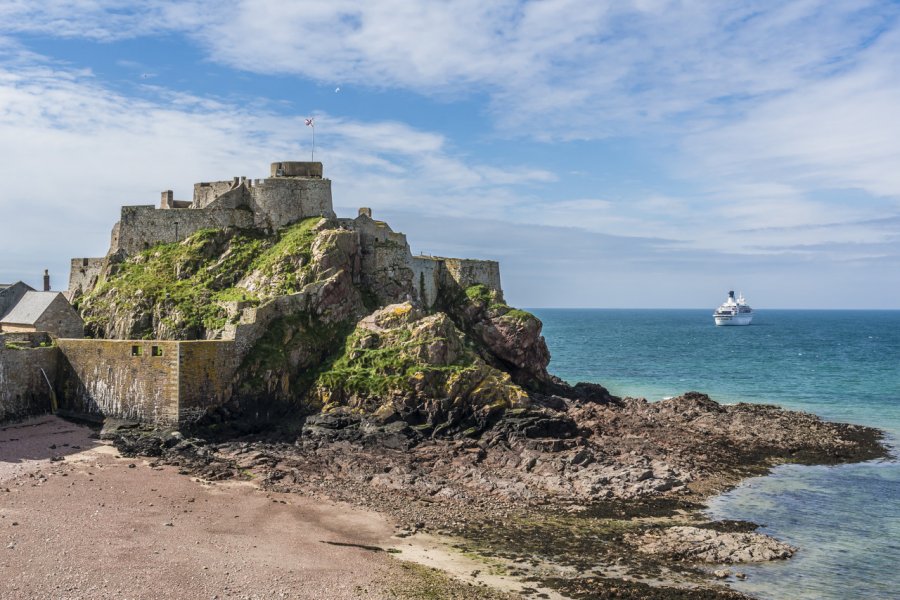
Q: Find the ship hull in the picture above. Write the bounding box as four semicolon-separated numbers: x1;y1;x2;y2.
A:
714;314;753;326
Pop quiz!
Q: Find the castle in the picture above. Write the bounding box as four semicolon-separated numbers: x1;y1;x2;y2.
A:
1;162;502;426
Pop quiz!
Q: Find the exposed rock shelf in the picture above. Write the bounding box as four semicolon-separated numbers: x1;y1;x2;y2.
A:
109;391;887;599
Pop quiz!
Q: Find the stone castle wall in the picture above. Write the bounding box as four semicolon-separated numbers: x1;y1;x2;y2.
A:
67;257;104;299
248;178;335;230
108;171;334;258
201;182;249;211
0;337;59;423
58;339;182;425
57;339;239;426
441;258;502;294
193;180;238;208
410;256;441;308
178;341;239;423
109;205;254;256
271;162;323;177
411;256;503;308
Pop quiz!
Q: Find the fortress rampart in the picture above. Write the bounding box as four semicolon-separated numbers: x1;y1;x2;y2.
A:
110;205;254;256
107;162;335;258
67;257;105;300
411;256;502;308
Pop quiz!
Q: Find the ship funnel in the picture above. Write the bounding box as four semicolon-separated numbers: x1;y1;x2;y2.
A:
728;290;735;299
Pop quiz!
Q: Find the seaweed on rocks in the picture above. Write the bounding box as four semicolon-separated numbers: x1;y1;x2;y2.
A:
105;389;888;599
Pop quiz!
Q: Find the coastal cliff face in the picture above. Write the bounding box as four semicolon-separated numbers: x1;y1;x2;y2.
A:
75;216;552;431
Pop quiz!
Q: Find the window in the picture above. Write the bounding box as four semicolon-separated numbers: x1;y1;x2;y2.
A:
151;346;163;357
82;258;89;267
131;345;142;357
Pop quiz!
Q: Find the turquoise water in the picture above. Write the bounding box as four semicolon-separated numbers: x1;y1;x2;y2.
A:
533;309;900;600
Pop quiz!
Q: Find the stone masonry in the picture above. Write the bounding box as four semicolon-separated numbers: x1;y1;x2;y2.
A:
39;160;507;427
57;339;239;427
0;333;59;422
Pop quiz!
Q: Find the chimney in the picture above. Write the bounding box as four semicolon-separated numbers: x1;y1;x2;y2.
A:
43;269;50;291
160;190;174;209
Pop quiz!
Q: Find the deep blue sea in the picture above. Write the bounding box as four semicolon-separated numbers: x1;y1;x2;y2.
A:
533;309;900;600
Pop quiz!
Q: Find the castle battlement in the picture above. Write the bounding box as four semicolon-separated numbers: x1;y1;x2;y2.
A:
104;161;335;257
270;161;323;178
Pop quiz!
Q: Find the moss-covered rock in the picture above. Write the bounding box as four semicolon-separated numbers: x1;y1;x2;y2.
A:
79;217;333;340
235;311;354;413
311;302;529;436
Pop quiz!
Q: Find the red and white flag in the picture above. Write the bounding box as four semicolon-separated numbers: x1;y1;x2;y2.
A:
305;118;314;127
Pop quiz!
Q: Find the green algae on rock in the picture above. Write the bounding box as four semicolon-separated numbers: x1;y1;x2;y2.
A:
311;302;530;436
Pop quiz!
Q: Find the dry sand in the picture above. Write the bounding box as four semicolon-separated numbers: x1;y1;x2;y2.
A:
0;416;511;600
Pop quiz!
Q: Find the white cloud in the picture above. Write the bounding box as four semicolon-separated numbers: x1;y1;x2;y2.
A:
685;27;900;198
180;1;894;138
0;48;558;288
3;2;894;134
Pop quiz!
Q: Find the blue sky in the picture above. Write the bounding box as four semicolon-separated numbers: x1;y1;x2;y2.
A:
1;1;898;308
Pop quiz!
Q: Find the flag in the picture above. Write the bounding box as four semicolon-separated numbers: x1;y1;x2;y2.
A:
305;118;314;127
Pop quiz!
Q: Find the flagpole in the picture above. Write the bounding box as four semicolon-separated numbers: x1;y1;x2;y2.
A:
306;117;316;162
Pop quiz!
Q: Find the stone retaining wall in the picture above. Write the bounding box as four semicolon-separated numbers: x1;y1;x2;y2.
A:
57;339;238;427
0;336;59;423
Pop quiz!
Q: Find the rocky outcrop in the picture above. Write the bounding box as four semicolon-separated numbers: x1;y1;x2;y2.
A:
631;526;797;563
441;284;553;389
75;213;563;430
191;391;879;508
309;302;530;436
107;381;885;598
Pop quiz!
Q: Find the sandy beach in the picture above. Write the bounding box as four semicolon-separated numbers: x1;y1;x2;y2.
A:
0;416;514;600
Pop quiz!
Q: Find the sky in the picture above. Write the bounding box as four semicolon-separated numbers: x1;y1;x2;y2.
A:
0;1;898;309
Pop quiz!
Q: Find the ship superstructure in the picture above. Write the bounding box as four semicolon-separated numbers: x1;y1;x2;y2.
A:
714;291;753;326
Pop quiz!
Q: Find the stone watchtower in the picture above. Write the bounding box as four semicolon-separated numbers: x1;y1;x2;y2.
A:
247;161;335;230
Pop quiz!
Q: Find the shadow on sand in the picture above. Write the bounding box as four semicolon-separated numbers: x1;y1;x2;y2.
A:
0;415;101;465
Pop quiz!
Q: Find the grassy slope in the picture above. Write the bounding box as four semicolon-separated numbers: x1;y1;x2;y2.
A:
79;218;322;338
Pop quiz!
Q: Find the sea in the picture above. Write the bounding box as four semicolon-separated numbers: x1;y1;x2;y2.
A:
533;309;900;600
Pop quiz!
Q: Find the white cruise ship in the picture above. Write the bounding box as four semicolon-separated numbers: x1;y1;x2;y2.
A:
713;291;753;326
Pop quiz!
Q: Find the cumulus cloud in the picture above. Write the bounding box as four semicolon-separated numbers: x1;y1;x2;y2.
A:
3;2;894;133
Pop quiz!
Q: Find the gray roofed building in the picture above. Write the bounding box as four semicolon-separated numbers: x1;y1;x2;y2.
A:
0;281;34;320
0;291;84;338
